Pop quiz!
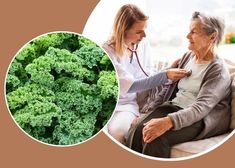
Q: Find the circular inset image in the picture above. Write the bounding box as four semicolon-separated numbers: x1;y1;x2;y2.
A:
5;31;119;146
84;1;235;161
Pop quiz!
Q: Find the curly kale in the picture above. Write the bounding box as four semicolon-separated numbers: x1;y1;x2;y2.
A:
6;32;118;145
6;59;27;93
97;71;118;99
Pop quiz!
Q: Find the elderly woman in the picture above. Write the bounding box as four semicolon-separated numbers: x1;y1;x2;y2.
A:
127;11;231;158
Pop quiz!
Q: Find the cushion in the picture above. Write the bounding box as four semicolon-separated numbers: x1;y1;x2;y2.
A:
171;148;193;158
224;59;235;129
230;77;235;128
171;133;230;158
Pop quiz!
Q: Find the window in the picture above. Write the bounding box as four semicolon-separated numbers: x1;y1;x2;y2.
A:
83;0;235;67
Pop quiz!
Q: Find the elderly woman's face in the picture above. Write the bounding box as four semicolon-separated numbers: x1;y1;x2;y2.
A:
125;20;147;45
187;20;212;52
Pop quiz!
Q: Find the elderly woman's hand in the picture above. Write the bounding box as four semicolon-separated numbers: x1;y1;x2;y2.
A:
166;68;188;81
142;116;173;143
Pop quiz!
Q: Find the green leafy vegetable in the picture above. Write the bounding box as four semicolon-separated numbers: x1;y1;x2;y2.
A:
6;32;118;145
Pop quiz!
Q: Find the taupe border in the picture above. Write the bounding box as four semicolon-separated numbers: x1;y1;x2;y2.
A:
0;0;234;167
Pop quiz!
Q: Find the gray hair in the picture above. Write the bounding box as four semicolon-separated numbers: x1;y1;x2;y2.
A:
192;11;225;46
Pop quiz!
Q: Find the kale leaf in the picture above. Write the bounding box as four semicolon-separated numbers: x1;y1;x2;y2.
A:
6;32;118;145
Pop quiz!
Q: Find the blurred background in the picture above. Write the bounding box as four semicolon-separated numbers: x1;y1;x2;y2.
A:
83;0;235;69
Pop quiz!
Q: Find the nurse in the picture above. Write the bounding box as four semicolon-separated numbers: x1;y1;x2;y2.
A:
102;4;188;144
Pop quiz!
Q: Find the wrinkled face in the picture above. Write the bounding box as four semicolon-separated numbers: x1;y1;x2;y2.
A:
187;20;213;52
125;20;147;45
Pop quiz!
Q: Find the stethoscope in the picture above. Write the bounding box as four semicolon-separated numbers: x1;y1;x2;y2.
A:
127;44;149;77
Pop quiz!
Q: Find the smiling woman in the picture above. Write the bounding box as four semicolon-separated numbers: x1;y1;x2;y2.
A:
186;14;224;64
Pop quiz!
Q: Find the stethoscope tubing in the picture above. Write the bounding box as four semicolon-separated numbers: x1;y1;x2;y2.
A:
127;44;149;77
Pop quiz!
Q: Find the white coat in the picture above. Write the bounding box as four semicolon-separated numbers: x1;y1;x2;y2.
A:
102;39;153;116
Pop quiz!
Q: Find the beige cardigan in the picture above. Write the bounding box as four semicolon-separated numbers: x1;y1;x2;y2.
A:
140;51;231;139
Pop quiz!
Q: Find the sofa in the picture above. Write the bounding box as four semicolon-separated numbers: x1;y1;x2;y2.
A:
137;58;235;158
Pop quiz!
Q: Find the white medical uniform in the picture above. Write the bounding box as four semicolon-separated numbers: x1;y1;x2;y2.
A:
102;39;153;143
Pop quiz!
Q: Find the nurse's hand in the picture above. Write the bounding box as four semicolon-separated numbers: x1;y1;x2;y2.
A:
166;68;188;81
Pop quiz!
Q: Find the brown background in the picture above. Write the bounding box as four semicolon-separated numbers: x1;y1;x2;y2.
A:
0;0;234;167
